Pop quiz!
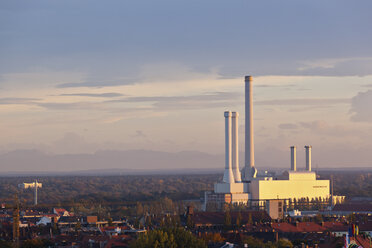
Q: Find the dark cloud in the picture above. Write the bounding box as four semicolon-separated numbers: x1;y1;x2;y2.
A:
350;90;372;122
56;81;135;88
0;91;240;112
59;93;124;98
0;98;40;105
106;92;243;110
36;102;103;110
278;123;298;130
256;84;296;88
132;130;147;138
1;0;372;80
295;58;372;77
106;92;242;103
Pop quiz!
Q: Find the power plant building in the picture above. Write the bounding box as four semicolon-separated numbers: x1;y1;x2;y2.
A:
204;76;343;210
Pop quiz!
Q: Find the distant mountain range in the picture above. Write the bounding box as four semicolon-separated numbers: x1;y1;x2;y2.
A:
0;149;225;175
0;149;371;176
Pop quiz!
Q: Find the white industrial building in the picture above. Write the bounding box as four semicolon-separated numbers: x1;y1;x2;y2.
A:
204;76;343;210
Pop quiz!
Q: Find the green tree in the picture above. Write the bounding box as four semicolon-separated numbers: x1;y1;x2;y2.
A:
21;239;53;248
75;221;82;231
236;212;242;228
0;240;12;248
224;211;231;230
186;215;194;229
136;202;144;217
130;228;206;248
277;238;293;248
247;212;253;225
201;233;225;244
145;215;152;228
241;236;265;248
107;216;114;226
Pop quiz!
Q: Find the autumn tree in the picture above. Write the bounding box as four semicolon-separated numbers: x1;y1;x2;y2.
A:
236;211;242;228
224;211;231;230
130;228;206;248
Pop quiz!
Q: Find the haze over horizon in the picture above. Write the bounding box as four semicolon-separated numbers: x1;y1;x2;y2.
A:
1;0;372;171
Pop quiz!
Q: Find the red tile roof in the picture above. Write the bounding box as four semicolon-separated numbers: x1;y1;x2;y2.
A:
105;236;131;248
272;222;326;233
354;235;372;248
322;222;348;232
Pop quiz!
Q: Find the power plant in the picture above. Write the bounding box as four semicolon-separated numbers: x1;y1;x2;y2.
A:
204;75;344;210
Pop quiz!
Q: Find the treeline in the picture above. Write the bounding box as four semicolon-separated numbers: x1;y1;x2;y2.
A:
130;228;294;248
0;174;219;206
1;171;372;208
319;171;372;199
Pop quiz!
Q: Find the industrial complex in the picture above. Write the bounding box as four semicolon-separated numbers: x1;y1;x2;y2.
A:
204;76;344;210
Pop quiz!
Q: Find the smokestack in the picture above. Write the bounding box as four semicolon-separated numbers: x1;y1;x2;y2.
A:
223;111;235;183
305;146;312;171
243;75;257;180
34;180;38;205
232;112;242;182
290;146;296;171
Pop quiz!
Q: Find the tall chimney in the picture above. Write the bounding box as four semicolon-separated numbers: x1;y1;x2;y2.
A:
34;180;38;205
305;146;312;171
243;75;257;180
290;146;296;171
223;111;235;183
232;112;242;182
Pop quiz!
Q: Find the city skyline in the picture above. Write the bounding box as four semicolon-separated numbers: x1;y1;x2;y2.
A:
1;0;372;170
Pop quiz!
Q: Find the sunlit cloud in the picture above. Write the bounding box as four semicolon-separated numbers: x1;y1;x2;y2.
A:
59;93;124;98
56;80;136;88
255;98;350;106
350;90;372;122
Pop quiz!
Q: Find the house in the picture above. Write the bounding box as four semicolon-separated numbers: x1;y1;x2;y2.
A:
53;208;70;216
272;222;326;233
36;216;52;226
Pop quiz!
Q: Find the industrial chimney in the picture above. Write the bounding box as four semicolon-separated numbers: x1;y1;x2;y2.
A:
290;146;296;171
243;76;257;180
305;146;312;171
223;111;235;183
232;112;242;182
34;180;38;205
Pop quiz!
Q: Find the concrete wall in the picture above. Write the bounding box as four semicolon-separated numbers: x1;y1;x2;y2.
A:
231;193;249;204
214;182;245;194
250;179;330;201
266;200;284;220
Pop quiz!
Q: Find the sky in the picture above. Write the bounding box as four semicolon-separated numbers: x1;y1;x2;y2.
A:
1;0;372;170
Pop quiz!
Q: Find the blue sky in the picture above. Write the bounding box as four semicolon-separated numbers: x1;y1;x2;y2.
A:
1;0;372;169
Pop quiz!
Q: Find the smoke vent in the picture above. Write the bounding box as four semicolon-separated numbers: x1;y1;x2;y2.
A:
231;112;242;182
243;75;257;180
290;146;296;171
223;111;235;183
305;146;312;171
245;76;254;170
